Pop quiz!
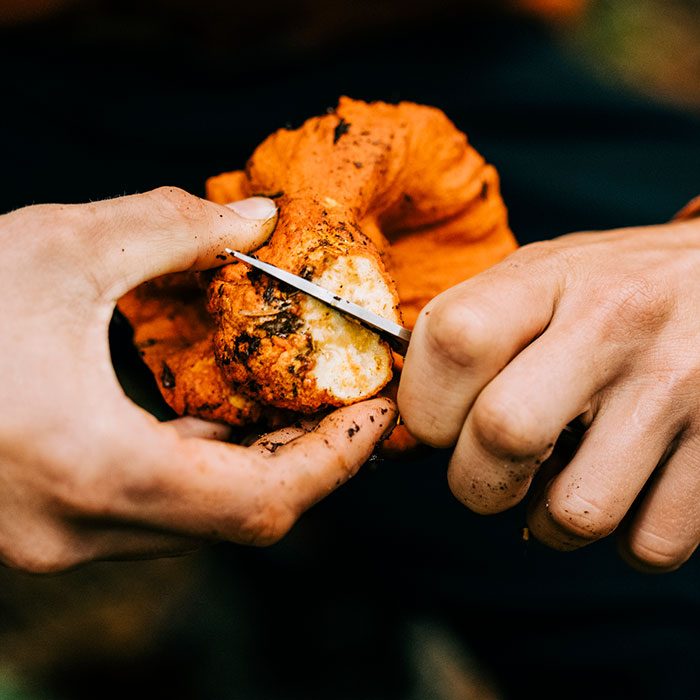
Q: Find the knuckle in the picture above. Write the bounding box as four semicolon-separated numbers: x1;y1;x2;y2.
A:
516;240;577;272
594;277;670;338
471;396;547;458
237;500;297;547
423;299;491;370
149;186;205;223
626;528;690;571
515;239;558;262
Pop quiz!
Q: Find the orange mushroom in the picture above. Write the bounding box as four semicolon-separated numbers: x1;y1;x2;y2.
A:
119;98;517;445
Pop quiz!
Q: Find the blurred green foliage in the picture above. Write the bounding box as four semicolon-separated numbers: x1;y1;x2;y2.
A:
569;0;700;110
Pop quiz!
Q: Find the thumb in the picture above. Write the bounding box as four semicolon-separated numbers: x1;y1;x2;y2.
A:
81;187;277;301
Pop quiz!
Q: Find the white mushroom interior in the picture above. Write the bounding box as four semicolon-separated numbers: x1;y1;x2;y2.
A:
303;255;399;401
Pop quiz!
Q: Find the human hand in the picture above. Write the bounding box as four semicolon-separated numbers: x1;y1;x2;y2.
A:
0;188;396;573
398;217;700;571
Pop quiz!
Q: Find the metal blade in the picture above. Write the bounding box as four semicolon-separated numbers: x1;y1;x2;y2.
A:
225;249;412;355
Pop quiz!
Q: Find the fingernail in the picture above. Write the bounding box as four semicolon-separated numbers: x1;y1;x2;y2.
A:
226;196;277;221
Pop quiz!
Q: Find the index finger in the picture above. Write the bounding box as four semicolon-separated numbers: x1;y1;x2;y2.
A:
398;245;561;448
108;398;396;546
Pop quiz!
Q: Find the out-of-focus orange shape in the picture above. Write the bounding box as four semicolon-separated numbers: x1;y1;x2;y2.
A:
515;0;588;20
675;195;700;222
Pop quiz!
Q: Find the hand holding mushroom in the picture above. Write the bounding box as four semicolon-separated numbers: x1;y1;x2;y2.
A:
399;208;700;572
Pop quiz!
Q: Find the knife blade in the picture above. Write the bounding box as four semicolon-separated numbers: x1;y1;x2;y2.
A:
224;249;412;355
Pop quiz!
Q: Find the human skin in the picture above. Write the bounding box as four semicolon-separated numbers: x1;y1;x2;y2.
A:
398;217;700;572
0;187;396;573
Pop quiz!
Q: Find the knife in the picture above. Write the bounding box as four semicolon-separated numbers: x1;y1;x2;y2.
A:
224;249;412;355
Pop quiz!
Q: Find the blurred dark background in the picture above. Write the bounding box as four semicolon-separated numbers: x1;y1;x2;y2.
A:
1;1;700;698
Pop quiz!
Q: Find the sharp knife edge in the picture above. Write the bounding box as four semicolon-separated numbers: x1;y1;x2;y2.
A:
224;249;412;355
